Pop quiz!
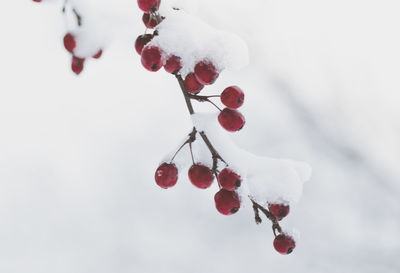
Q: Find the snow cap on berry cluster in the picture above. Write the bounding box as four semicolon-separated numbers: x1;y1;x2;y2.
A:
191;112;312;205
62;2;109;58
149;7;249;77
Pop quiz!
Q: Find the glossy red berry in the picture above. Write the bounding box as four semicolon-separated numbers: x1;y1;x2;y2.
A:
155;163;178;188
135;34;153;55
218;168;241;191
268;203;290;221
138;0;161;14
221;86;244;109
63;33;76;53
218;108;245;132
141;46;163;72
184;73;204;94
32;0;41;2
188;164;214;189
164;55;182;74
142;13;159;29
194;61;219;85
214;189;241;215
92;50;103;59
71;56;85;75
273;234;296;254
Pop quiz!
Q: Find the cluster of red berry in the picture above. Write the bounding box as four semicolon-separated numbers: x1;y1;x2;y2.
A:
33;0;298;256
33;0;103;75
63;33;103;75
135;0;296;255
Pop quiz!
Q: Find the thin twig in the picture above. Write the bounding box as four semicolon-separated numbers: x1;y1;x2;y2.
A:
170;127;197;162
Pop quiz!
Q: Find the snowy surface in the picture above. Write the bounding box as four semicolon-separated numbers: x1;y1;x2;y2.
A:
1;1;400;273
151;8;249;76
191;112;311;204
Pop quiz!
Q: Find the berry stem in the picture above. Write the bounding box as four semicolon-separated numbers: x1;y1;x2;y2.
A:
250;199;282;235
176;74;195;115
170;127;197;162
62;0;82;27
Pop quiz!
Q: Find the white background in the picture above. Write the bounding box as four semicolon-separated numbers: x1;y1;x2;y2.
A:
0;1;399;272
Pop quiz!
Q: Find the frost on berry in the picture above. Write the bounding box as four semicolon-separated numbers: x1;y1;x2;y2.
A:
141;46;163;72
268;203;290;221
218;108;245;132
273;234;296;255
135;34;154;55
71;56;85;75
214;189;241;215
164;55;182;74
194;61;219;85
184;73;203;94
221;86;244;109
155;163;178;188
138;0;161;14
188;164;214;189
218;168;241;191
63;33;76;53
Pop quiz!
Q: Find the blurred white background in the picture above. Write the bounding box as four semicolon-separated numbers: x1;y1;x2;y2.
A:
0;0;399;272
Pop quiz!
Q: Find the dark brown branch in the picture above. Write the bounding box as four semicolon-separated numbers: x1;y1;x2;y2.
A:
176;74;194;115
251;199;282;236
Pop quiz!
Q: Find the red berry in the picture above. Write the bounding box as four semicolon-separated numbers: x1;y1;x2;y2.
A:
141;46;163;72
138;0;161;13
214;189;241;215
32;0;41;2
184;73;204;94
155;163;178;188
194;61;219;85
221;86;244;109
92;49;103;59
135;34;153;55
268;203;290;221
71;56;85;75
164;55;182;74
63;33;76;53
218;108;245;132
188;164;214;189
273;234;296;255
142;13;159;29
218;168;241;191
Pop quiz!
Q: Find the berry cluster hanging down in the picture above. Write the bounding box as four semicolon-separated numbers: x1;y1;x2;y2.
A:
135;0;311;255
32;0;312;255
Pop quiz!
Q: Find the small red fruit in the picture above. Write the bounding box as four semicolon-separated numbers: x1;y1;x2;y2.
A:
92;50;103;59
164;55;182;74
218;108;245;132
188;164;214;189
221;86;245;109
268;203;290;221
63;33;76;53
273;234;296;255
218;168;241;191
138;0;161;13
194;61;219;85
142;13;159;29
155;163;178;188
32;0;41;2
71;56;85;75
214;189;241;215
135;34;153;55
141;46;163;72
184;73;204;94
